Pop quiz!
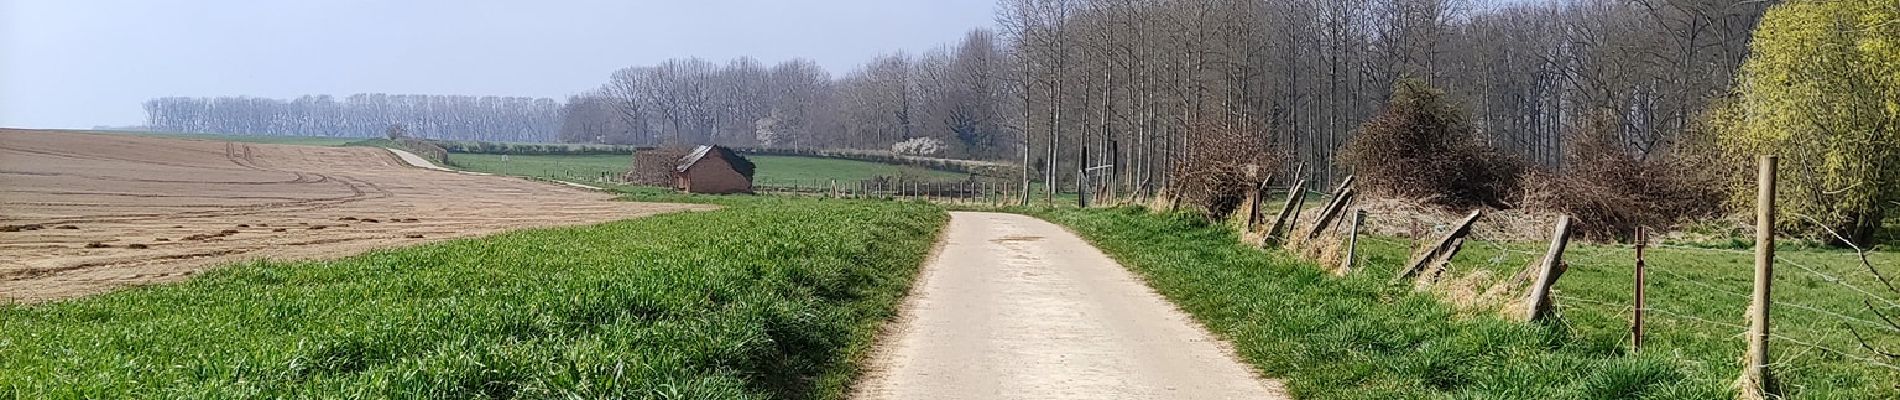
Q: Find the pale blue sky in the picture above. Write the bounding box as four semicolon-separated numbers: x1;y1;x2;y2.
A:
0;0;998;129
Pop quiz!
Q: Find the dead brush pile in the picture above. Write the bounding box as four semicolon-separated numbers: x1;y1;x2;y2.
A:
1521;116;1726;240
1172;118;1280;222
1337;77;1524;211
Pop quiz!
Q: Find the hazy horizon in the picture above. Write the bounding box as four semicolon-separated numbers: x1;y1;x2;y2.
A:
0;0;998;129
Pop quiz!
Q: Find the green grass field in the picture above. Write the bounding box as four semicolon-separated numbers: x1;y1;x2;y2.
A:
449;154;631;181
446;153;970;185
1030;206;1899;399
747;155;966;184
94;132;972;186
0;197;946;399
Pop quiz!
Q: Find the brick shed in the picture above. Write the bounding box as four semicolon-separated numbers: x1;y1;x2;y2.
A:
628;145;754;194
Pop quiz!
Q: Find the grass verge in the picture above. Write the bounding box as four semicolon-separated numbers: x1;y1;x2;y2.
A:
0;197;946;399
1026;206;1748;400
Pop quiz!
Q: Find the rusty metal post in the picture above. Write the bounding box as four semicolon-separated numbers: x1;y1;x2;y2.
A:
1634;226;1647;352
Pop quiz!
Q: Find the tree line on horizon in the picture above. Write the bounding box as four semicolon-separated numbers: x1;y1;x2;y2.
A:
146;0;1769;176
137;0;1895;243
553;0;1774;191
141;94;563;142
556;29;1013;160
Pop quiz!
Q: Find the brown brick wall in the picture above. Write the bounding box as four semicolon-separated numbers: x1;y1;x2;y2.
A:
682;155;752;194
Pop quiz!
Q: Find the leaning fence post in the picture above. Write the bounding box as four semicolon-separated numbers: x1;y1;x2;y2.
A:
1395;209;1482;281
1305;188;1356;241
1263;179;1309;247
1740;155;1777;398
1526;214;1575;322
1340;210;1366;274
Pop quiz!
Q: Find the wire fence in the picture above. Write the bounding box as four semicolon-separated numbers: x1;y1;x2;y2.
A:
1541;240;1900;373
1342;211;1900;375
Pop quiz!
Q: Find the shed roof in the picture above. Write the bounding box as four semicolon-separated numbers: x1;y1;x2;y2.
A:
676;145;713;172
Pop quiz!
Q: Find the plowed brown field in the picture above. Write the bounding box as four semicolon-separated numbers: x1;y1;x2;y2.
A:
0;130;707;302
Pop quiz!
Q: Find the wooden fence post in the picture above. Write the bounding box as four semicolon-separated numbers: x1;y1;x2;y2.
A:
1305;189;1357;241
1247;174;1274;232
1263;179;1309;247
1394;209;1483;281
1422;237;1467;285
1634;226;1647;353
1741;155;1777;398
1241;164;1260;223
1326;175;1357;203
1341;210;1366;274
1526;214;1575;322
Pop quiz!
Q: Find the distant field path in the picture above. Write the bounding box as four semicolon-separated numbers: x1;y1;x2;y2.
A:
855;212;1289;400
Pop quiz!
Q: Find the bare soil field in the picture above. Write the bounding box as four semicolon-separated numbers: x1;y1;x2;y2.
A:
0;129;707;302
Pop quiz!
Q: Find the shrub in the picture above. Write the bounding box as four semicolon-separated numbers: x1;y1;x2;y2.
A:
1714;0;1900;246
1337;77;1523;210
1521;113;1728;240
1171;118;1278;221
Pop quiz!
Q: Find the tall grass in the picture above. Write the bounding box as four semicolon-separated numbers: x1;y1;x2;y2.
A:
1032;207;1719;399
0;197;945;399
1032;206;1898;399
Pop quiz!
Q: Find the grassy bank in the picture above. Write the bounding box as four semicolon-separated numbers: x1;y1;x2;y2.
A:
1;197;946;399
1030;206;1897;399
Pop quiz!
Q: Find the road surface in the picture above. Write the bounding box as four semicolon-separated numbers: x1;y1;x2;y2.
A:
855;212;1289;400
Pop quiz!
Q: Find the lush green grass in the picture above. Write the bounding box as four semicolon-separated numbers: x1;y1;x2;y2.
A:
116;131;364;146
748;156;966;184
449;153;632;181
1028;206;1899;399
0;197;946;399
444;153;970;185
1398;230;1900;399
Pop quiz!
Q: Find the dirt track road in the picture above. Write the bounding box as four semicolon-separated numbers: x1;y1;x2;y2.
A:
855;212;1288;400
0;130;708;302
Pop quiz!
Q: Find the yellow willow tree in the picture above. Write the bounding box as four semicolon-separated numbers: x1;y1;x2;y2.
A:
1718;0;1899;245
